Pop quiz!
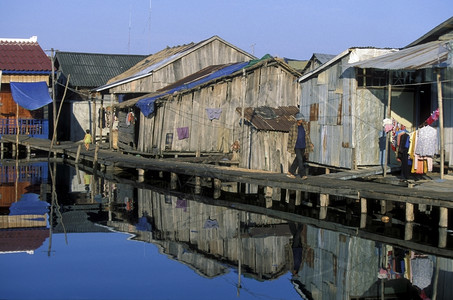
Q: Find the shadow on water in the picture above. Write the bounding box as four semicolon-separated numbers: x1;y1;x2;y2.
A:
0;160;452;299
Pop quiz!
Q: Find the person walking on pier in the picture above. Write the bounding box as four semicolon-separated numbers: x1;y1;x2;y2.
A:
287;113;313;180
84;129;92;151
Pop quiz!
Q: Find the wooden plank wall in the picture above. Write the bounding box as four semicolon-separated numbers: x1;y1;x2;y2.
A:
137;62;300;173
137;188;291;278
111;39;254;94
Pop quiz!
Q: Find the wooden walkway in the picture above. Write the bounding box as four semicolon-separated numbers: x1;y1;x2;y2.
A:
2;135;453;211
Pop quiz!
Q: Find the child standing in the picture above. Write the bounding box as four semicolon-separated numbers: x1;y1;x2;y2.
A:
84;129;92;150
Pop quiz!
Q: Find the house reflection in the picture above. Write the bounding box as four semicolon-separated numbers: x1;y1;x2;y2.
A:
2;162;452;299
102;184;452;300
0;162;49;254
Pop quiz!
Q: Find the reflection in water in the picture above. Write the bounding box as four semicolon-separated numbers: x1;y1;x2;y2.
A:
0;162;452;299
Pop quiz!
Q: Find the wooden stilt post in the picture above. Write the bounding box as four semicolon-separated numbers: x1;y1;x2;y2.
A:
26;144;30;160
319;206;327;220
380;200;387;215
439;207;448;228
360;213;367;228
438;228;447;248
265;186;273;208
320;194;329;207
93;144;100;169
75;144;82;163
405;222;414;241
406;203;414;222
171;173;178;189
360;198;367;213
195;176;201;194
137;169;144;182
295;190;301;206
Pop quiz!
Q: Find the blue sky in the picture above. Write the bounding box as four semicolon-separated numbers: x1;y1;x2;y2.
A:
0;0;452;60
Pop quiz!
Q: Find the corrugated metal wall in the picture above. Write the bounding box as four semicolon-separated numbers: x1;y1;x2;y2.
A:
300;53;387;169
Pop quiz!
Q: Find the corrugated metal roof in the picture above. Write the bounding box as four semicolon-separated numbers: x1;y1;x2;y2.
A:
406;16;453;48
236;106;300;132
97;35;256;92
114;63;232;109
55;52;147;87
350;40;451;70
313;53;336;64
0;39;51;73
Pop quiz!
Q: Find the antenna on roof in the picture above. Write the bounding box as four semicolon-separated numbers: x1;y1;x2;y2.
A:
148;0;152;52
128;4;132;54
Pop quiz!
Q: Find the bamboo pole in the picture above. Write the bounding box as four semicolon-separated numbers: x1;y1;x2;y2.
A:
49;74;70;158
436;71;444;179
15;103;19;160
383;71;392;177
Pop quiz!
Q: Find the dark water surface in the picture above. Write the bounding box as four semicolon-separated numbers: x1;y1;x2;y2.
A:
1;161;452;300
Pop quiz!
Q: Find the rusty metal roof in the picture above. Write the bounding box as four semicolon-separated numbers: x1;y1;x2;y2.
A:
350;40;451;70
236;106;300;132
0;39;51;73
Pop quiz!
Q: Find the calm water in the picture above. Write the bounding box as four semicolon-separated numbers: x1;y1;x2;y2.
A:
1;161;452;300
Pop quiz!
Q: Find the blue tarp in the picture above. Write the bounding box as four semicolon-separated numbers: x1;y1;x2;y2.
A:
9;193;50;216
135;61;250;117
10;81;53;110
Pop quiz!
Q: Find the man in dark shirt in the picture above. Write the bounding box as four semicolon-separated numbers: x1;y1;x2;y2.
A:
287;113;313;180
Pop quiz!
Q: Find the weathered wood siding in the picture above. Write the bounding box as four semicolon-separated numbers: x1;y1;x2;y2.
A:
137;188;291;279
300;52;388;169
444;67;453;167
110;39;254;94
137;61;300;172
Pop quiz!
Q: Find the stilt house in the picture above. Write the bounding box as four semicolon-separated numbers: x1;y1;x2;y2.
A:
54;52;147;142
93;36;256;150
298;17;453;170
0;36;52;139
117;55;302;173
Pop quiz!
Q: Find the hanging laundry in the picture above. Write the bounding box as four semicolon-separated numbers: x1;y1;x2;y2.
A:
415;126;438;157
177;127;189;140
382;118;393;133
176;198;187;212
425;108;439;125
126;111;135;126
203;218;219;229
206;108;223;120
